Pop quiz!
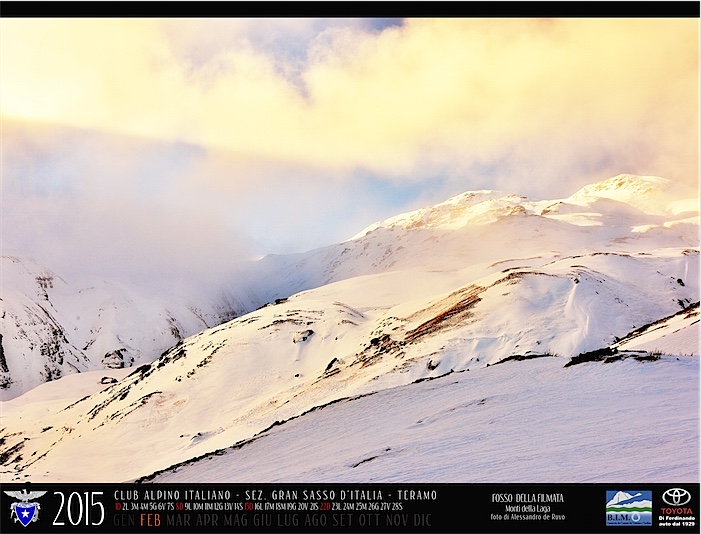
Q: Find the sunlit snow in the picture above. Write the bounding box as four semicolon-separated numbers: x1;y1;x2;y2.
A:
1;174;698;483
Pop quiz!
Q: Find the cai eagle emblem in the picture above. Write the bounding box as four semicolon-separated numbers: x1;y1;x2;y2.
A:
4;490;47;527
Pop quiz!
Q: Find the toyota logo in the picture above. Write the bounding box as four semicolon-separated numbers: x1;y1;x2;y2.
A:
662;488;691;506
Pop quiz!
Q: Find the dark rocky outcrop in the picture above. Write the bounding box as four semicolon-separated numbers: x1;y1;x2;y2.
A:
293;330;314;343
102;349;130;369
564;347;616;367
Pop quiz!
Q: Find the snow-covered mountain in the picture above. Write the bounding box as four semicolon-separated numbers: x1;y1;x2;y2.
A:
0;174;698;483
250;174;698;299
607;491;640;506
606;492;652;509
0;256;263;400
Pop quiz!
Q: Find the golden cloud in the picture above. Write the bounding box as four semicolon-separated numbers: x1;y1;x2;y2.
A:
1;18;698;182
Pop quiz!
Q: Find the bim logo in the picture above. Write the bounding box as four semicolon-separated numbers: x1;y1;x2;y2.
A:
605;490;652;527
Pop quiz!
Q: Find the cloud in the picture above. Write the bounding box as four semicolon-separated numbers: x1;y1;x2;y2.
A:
300;18;699;188
1;17;698;289
1;18;697;188
1;120;254;291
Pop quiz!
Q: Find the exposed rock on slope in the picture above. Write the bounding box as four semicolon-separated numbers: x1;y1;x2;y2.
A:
0;256;260;400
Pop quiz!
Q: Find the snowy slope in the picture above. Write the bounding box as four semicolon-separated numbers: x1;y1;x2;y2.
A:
145;355;699;483
615;302;699;355
0;256;262;400
0;174;698;483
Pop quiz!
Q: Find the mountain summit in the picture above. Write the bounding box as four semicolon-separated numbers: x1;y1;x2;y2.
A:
568;174;696;215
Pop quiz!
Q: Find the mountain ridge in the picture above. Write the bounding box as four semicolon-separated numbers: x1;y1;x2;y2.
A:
0;173;698;482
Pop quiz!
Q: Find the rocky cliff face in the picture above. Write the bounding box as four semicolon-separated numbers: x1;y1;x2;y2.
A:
0;256;260;400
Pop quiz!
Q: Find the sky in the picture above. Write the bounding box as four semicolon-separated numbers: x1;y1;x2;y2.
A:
1;17;699;292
